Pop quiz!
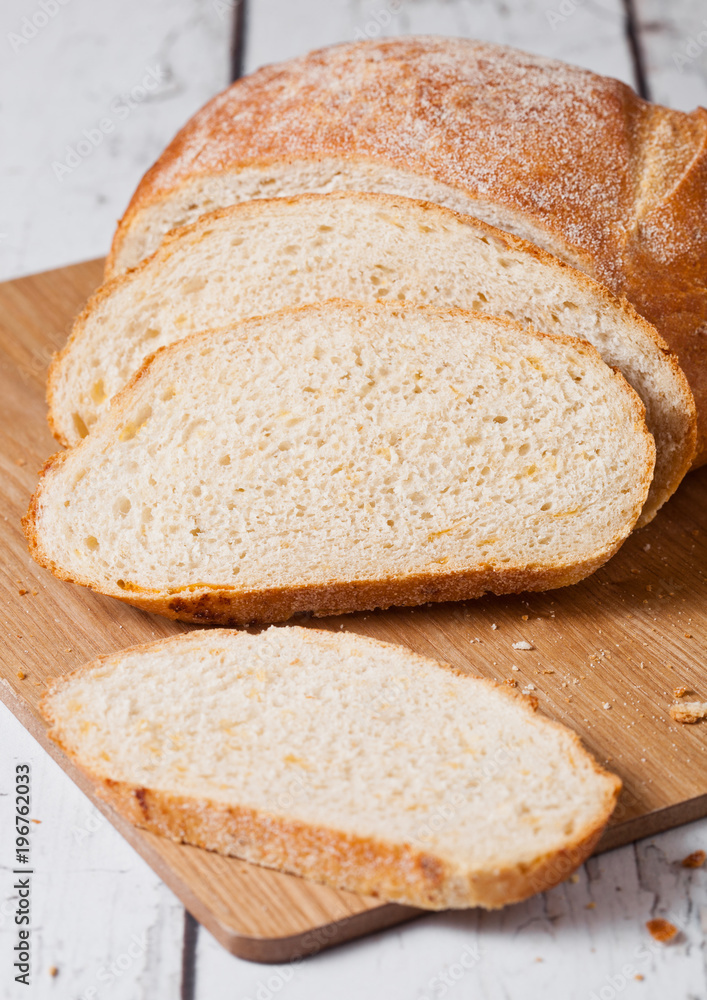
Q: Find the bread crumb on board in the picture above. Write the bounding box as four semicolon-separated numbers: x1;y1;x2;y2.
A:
673;686;689;698
681;850;706;869
16;671;26;680
670;701;707;724
512;640;534;650
646;919;678;943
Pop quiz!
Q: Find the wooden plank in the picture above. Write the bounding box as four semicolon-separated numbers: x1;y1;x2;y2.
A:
633;0;707;109
244;0;634;83
1;259;707;964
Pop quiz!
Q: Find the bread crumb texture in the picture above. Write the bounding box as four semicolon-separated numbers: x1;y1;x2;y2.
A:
42;626;621;909
646;919;678;943
52;192;692;522
670;701;707;724
29;302;654;625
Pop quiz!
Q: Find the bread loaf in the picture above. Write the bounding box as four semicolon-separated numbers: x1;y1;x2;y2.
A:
106;37;707;465
41;626;621;909
49;193;694;524
26;301;654;625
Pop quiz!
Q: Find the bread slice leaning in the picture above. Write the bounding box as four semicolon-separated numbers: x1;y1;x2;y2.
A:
104;37;707;467
27;302;654;625
41;626;621;909
49;192;693;525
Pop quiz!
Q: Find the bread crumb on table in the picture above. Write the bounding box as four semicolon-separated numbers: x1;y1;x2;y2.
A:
512;640;534;650
16;671;26;680
673;686;688;698
681;850;706;869
646;918;678;943
670;701;707;724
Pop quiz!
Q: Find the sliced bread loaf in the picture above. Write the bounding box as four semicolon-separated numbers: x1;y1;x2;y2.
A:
41;626;621;909
104;37;707;467
49;194;693;524
26;302;654;625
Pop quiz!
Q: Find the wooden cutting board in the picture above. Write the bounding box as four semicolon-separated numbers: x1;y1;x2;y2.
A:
2;260;707;964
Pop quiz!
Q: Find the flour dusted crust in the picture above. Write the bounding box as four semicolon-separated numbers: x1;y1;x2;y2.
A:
41;629;621;909
106;37;707;464
67;776;613;909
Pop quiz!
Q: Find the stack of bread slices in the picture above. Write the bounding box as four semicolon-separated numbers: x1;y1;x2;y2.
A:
29;37;703;911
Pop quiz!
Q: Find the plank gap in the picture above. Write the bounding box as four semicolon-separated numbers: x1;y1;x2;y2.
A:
180;910;199;1000
622;0;652;100
230;0;248;82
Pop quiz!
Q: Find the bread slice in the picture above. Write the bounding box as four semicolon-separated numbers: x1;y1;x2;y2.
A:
27;301;654;625
104;37;707;467
49;194;692;525
41;626;621;909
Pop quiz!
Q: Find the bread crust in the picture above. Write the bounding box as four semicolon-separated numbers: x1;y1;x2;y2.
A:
27;302;656;625
41;629;622;910
105;37;707;464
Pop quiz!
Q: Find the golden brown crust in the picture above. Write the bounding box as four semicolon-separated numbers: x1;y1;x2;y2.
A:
28;301;656;625
41;628;621;909
106;37;707;463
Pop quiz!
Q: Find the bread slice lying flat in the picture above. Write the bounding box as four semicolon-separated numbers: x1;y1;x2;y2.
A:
49;193;692;524
41;626;621;909
27;302;654;625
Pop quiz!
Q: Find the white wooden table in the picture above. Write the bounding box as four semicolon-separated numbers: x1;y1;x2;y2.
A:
2;1;706;997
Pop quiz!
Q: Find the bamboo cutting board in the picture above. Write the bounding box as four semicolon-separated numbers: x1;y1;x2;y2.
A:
2;260;707;963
